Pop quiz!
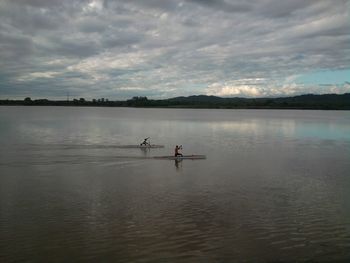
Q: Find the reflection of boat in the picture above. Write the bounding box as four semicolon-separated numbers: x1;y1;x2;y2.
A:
153;155;206;160
117;145;164;149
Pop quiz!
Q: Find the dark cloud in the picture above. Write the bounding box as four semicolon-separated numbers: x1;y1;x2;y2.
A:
256;0;319;18
102;33;142;48
0;5;59;32
45;37;100;58
77;17;108;33
57;44;99;58
8;0;89;8
186;0;252;13
0;31;34;60
8;0;64;7
105;0;179;12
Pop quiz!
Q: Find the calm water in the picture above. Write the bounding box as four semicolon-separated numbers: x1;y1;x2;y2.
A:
0;106;350;262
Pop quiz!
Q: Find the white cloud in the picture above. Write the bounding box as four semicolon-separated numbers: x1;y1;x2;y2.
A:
205;73;350;98
119;87;146;91
17;71;60;81
206;81;266;97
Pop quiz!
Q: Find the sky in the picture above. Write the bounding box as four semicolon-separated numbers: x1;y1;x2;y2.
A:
0;0;349;100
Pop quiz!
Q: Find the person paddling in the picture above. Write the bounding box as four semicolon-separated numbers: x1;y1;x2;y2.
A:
140;137;150;146
175;145;183;157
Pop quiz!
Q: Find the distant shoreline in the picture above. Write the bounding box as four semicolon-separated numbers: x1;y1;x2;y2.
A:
1;93;349;110
1;105;349;111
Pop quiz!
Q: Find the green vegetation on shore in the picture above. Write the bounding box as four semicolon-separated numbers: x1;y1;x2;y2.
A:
1;93;349;110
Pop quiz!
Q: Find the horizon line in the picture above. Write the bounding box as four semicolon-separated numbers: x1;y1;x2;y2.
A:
1;92;350;101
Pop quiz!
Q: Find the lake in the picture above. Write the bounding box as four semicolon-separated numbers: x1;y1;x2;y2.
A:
0;106;350;262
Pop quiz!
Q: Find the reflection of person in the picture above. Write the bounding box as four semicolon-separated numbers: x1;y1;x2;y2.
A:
140;137;150;146
175;159;182;171
140;147;149;155
174;145;183;157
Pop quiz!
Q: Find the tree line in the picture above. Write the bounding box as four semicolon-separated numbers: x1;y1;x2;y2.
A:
1;94;349;110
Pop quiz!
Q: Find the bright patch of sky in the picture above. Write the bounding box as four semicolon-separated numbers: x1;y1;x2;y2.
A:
0;0;349;100
296;69;350;85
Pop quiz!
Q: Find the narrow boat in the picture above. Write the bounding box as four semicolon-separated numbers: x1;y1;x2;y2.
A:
117;144;164;149
153;155;206;160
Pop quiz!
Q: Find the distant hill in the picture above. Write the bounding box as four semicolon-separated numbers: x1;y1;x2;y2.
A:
163;93;350;110
1;93;349;110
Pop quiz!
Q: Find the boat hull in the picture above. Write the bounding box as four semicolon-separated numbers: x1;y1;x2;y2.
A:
118;145;164;149
153;155;206;160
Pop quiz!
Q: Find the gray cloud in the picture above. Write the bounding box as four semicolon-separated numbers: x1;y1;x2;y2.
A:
186;0;252;13
8;0;91;8
77;17;108;33
256;0;319;18
0;31;34;60
46;37;100;58
101;31;143;48
0;0;349;99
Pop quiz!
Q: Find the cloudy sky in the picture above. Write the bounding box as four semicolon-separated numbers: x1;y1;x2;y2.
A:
0;0;349;100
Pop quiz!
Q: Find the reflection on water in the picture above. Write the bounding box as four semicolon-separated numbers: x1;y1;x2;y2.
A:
0;107;350;262
209;118;350;141
174;159;183;172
